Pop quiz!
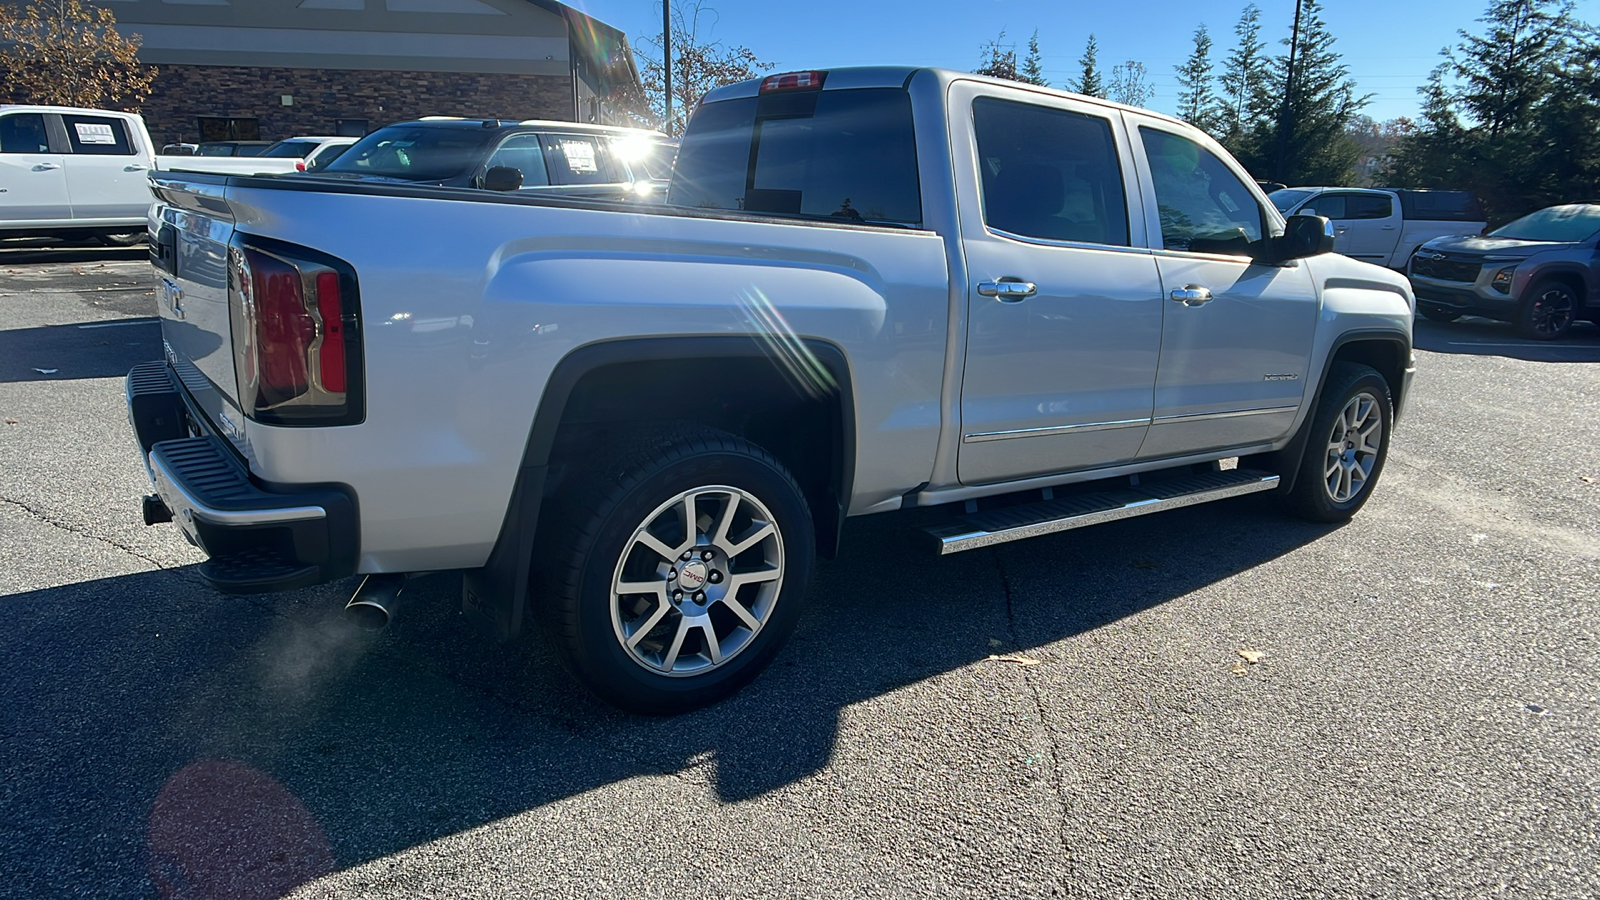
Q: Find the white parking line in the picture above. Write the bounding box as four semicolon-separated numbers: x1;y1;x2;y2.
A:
1445;341;1594;349
77;318;158;329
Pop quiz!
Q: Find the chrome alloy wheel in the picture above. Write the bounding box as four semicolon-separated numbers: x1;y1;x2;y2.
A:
1324;392;1384;503
609;486;784;677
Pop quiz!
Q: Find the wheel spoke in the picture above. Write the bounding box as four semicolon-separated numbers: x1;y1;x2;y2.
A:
636;532;681;564
625;598;671;650
712;492;741;549
700;620;723;664
660;616;691;671
723;521;775;558
719;594;762;630
1325;453;1342;478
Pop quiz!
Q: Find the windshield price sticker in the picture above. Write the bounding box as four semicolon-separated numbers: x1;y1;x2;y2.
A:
74;122;117;145
560;140;599;174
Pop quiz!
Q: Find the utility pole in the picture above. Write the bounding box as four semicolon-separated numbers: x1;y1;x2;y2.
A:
662;0;673;136
1275;0;1304;181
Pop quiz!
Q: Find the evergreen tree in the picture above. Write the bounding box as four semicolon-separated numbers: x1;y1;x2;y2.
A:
975;29;1020;82
1071;34;1104;97
1175;24;1217;130
1021;30;1048;86
1216;4;1270;154
1247;0;1369;184
1456;0;1574;139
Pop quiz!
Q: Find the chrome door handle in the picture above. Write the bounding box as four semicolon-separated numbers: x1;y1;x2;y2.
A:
32;163;60;171
125;164;150;172
977;280;1037;302
1170;285;1214;307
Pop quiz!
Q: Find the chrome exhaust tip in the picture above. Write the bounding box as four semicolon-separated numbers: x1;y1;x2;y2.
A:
344;574;407;631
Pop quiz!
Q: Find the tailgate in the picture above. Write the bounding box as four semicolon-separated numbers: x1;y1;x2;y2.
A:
150;172;247;444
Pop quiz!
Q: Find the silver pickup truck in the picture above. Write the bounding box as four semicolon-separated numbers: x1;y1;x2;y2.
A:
129;67;1416;713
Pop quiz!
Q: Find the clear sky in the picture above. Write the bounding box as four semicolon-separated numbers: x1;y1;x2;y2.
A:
564;0;1600;124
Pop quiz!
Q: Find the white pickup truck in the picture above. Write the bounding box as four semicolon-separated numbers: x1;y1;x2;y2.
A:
1268;186;1487;270
129;68;1416;713
0;105;323;244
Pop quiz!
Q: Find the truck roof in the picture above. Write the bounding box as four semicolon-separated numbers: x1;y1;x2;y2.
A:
0;104;142;117
385;117;667;139
700;66;1189;126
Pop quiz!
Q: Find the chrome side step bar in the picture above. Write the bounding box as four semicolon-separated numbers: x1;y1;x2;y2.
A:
918;469;1280;555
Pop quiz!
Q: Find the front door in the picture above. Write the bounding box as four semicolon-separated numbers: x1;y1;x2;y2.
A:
59;112;150;222
954;83;1163;485
1304;190;1399;264
1126;118;1318;460
0;112;70;226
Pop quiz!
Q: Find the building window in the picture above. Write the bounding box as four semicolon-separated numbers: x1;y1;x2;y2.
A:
197;117;261;142
335;119;369;138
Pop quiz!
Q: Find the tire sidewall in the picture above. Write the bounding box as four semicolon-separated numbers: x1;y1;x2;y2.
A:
1296;369;1393;520
570;449;814;713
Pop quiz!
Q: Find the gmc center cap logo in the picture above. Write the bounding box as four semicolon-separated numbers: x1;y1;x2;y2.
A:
678;561;708;590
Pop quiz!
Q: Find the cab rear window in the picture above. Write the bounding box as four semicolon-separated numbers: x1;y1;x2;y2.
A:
669;88;921;227
323;126;492;181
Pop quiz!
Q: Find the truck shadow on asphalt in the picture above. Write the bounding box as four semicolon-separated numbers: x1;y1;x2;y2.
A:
1413;317;1600;362
0;239;148;266
2;497;1337;895
0;318;168;384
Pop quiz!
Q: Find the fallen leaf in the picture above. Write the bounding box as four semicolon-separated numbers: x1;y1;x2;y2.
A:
32;368;57;375
1237;648;1265;664
1582;476;1594;484
1230;661;1249;677
987;653;1042;667
987;638;1005;649
3;418;17;425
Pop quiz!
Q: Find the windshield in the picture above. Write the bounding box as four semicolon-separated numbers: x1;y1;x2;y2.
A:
261;140;318;159
1268;188;1312;214
1490;204;1600;243
196;144;235;157
321;126;492;181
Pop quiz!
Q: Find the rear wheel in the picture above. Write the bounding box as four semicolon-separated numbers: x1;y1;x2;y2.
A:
98;232;146;247
1516;279;1579;340
1283;363;1392;523
537;427;814;714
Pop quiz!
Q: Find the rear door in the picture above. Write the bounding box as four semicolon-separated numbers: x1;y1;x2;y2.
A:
60;112;150;221
0;111;71;226
953;81;1163;484
1303;189;1399;263
1126;116;1317;461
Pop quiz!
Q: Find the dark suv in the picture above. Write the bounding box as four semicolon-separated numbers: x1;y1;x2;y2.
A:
1409;202;1600;339
316;118;672;202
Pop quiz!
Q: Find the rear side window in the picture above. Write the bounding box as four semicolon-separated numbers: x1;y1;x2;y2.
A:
0;113;50;153
483;133;551;187
543;134;619;185
669;88;922;227
1139;126;1263;255
1345;194;1393;219
62;115;134;156
973;97;1129;246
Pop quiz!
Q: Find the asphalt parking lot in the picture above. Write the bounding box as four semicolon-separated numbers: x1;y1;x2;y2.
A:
2;240;1597;899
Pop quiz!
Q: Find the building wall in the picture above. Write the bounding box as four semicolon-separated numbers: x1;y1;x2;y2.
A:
141;64;573;145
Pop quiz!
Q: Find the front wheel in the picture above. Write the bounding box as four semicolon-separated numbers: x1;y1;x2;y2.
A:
1283;363;1393;523
537;427;814;714
1516;279;1579;340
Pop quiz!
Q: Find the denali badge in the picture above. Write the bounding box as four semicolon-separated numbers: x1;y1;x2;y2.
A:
1263;373;1300;381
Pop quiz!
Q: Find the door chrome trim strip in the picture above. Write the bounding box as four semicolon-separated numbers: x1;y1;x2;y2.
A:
963;417;1151;444
1152;405;1298;424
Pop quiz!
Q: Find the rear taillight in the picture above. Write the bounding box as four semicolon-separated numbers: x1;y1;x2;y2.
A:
229;239;362;426
759;70;827;93
295;160;307;171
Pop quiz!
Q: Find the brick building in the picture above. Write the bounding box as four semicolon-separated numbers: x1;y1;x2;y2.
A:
17;0;645;145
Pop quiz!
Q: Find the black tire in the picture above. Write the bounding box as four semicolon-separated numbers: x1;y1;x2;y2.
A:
1417;303;1462;323
98;232;146;247
1283;362;1393;523
1516;279;1579;340
535;426;814;714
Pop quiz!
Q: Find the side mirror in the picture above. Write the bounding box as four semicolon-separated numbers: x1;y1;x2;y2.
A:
482;166;523;192
1274;214;1335;261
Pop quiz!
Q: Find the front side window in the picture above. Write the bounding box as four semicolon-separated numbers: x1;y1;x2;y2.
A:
483;133;550;187
0;113;49;153
1140;127;1263;256
62;115;134;156
973;97;1130;246
669;88;921;227
1304;193;1347;219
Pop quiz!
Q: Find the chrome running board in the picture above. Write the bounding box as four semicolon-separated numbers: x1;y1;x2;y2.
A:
918;469;1280;555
